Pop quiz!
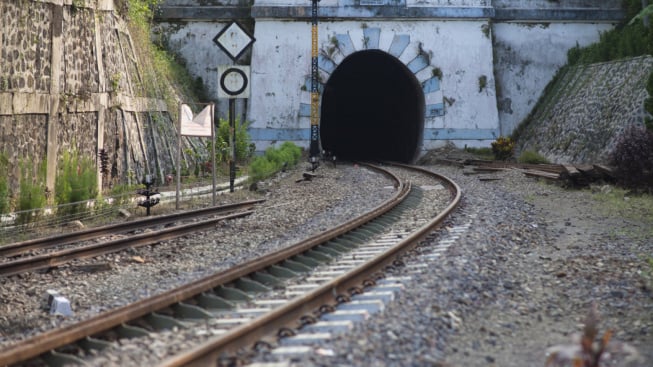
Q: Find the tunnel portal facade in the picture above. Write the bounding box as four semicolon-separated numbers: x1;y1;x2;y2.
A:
320;50;424;163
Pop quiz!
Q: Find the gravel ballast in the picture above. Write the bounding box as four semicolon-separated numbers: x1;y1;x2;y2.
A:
2;161;651;367
276;164;652;367
0;164;396;350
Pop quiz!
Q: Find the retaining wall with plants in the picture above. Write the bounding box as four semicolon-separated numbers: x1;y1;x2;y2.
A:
0;0;204;206
515;56;653;164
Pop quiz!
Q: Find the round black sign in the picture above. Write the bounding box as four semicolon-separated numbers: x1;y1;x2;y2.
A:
220;68;248;96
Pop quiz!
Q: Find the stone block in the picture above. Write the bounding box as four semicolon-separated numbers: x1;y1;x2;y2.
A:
50;296;74;316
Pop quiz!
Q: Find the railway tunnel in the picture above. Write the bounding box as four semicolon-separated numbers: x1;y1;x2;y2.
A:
320;49;425;163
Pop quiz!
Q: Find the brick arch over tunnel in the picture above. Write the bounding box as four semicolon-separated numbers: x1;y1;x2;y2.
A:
320;49;425;163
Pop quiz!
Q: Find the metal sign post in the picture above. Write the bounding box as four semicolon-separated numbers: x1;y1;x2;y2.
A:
214;22;255;193
309;0;321;170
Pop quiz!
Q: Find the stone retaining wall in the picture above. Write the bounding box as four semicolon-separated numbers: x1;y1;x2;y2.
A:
0;0;200;200
516;56;653;165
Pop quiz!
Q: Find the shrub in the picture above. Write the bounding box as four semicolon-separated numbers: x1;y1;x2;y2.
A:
17;161;47;224
518;150;550;164
0;153;9;214
211;118;254;165
491;136;515;161
55;150;98;215
610;125;653;190
249;142;303;182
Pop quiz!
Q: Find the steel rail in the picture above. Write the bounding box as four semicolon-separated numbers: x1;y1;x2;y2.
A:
0;199;265;258
0;210;254;277
0;164;406;366
160;163;462;367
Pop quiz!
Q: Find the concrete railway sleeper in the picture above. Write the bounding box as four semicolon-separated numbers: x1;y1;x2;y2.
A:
0;163;460;367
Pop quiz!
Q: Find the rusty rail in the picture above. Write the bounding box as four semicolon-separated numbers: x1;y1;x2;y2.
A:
0;164;406;366
160;163;461;367
0;199;264;258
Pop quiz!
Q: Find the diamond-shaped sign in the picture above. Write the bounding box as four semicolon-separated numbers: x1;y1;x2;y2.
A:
213;21;255;62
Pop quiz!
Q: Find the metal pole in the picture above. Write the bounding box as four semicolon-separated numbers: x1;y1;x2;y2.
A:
309;0;320;169
176;103;182;210
211;102;217;205
229;98;236;193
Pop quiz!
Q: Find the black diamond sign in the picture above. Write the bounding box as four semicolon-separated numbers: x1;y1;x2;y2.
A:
213;21;256;62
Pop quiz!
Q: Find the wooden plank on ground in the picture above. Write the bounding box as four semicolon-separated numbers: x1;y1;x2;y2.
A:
523;169;560;181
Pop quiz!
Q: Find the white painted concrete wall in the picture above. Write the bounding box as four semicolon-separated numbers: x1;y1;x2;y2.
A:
158;21;249;118
493;22;615;136
249;19;500;151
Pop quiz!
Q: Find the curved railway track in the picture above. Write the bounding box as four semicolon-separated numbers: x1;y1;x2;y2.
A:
0;200;265;277
0;163;461;367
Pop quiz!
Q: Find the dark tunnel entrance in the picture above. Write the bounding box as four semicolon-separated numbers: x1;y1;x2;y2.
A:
320;49;425;163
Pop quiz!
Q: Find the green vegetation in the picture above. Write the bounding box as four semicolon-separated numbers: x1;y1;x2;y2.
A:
120;0;205;121
512;1;653;142
214;118;254;165
249;142;302;182
478;75;487;92
518;150;550;164
592;186;653;239
491;136;515;161
463;146;494;160
55;150;98;215
432;67;443;80
17;161;47;224
0;153;9;214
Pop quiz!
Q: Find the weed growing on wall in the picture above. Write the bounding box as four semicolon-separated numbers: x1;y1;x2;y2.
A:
122;0;203;120
55;150;98;215
478;75;487;92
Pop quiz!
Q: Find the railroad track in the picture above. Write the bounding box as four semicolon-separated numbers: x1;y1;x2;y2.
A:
0;200;264;277
0;163;460;367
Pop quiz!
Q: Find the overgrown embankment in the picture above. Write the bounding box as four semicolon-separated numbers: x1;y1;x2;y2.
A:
514;0;653;166
0;0;205;214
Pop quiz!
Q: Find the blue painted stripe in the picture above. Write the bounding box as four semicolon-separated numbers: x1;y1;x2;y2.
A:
422;77;440;94
425;103;445;117
249;128;498;142
407;54;429;74
249;128;311;141
363;27;381;49
423;128;499;140
388;35;410;58
318;55;336;74
299;104;311;117
336;34;356;56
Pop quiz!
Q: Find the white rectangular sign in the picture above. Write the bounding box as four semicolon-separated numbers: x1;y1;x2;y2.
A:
180;104;212;137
